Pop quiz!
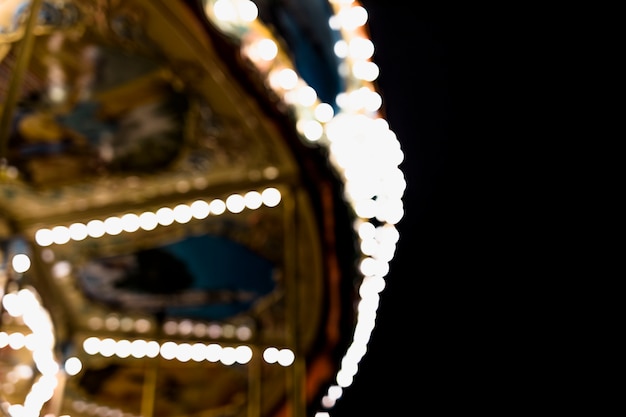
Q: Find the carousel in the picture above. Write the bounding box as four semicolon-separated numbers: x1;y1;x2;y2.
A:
0;1;405;416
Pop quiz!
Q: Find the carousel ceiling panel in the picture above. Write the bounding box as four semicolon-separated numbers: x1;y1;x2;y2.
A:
0;0;298;226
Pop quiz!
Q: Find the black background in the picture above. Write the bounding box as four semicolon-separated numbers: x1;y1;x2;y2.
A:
328;4;492;416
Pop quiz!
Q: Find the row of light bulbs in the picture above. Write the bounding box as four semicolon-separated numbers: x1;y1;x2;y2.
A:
33;187;281;247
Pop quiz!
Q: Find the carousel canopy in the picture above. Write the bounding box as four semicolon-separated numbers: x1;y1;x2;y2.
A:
0;1;404;416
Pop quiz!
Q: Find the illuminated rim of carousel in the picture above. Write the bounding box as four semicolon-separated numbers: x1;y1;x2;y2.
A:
0;1;406;416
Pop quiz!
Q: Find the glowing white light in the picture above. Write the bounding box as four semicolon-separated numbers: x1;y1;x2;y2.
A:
348;37;374;60
156;207;175;226
328;385;343;400
299;119;324;142
295;85;317;106
209;199;226;215
270;68;298;90
220;346;237;365
337;5;368;31
235;345;253;364
352;60;379;82
357;221;376;239
226;194;245;213
263;347;278;363
315;102;334;122
212;0;237;22
377;199;404;225
120;213;140;232
34;352;59;375
176;343;193;362
145;341;160;358
362;90;382;112
99;338;116;357
206;343;222;362
244;191;263;209
51;261;71;278
191;343;207;362
359;257;378;276
49;85;66;102
7;405;24;416
191;200;210;219
64;357;82;376
0;333;8;349
8;332;25;349
160;341;177;360
130;339;148;358
277;349;295;366
51;225;71;245
377;224;400;245
360;237;378;256
15;364;34;380
360;275;386;295
68;222;88;241
173;203;193;224
12;254;31;273
333;39;348;58
86;219;105;238
353;199;377;219
139;211;158;231
336;369;354;388
257;38;278;61
35;229;54;247
115;339;132;358
237;0;258;22
261;187;281;207
103;216;123;235
83;337;100;355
